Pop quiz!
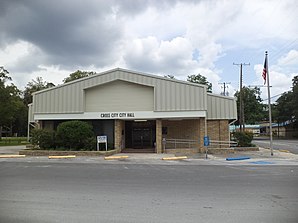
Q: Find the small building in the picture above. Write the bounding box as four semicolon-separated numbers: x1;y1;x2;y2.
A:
28;68;237;153
230;124;261;136
261;121;298;138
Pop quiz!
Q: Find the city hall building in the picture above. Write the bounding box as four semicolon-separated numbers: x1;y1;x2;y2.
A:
28;68;237;153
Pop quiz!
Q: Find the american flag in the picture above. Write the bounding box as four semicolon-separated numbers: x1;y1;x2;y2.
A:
262;55;267;85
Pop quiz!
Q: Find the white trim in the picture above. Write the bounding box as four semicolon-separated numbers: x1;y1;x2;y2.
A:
34;111;206;121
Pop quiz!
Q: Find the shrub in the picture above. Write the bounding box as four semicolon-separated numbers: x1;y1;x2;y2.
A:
82;137;97;151
56;120;94;150
233;131;253;147
31;128;55;149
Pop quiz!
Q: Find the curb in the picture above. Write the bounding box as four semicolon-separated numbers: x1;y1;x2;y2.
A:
279;149;290;153
104;156;129;160
48;155;76;159
162;156;188;161
0;154;26;158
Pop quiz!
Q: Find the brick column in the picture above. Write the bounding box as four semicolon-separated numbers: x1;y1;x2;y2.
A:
156;119;162;153
114;120;124;151
199;118;206;153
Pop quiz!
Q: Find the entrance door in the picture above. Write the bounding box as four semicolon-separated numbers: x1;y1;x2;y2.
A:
125;121;155;149
132;127;152;148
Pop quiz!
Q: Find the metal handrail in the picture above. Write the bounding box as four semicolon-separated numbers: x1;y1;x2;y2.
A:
209;140;238;147
163;138;197;149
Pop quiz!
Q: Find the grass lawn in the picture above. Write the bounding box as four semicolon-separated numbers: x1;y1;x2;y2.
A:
0;137;29;146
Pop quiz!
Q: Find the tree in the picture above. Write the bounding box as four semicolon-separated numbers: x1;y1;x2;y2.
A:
0;66;11;82
63;70;95;83
275;91;293;123
292;76;298;121
187;74;212;93
23;77;55;105
274;75;298;125
0;67;26;138
234;87;265;125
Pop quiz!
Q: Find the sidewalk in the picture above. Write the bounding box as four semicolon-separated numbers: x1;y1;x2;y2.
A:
0;146;297;165
202;148;298;160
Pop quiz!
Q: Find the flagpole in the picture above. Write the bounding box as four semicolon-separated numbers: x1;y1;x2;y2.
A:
265;51;273;156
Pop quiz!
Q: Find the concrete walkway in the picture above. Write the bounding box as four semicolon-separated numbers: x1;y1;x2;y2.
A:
0;145;26;154
204;148;298;160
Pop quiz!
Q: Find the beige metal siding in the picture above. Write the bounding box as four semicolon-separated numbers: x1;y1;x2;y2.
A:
207;94;237;120
28;104;34;122
34;84;84;114
85;80;154;112
33;68;207;114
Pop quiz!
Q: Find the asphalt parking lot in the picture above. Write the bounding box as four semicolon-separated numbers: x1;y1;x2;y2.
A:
0;160;297;223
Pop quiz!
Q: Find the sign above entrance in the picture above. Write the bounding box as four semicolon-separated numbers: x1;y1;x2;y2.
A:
98;111;206;120
34;110;206;120
100;112;135;118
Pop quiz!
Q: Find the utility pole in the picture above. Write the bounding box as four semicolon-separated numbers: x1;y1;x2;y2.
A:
219;82;231;96
233;62;250;132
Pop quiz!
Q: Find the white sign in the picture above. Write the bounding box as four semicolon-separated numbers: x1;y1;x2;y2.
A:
97;135;107;151
97;135;107;143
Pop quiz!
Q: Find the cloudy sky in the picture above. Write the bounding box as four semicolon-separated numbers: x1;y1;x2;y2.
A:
1;0;297;101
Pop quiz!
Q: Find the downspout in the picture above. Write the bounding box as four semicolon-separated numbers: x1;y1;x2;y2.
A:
228;119;237;146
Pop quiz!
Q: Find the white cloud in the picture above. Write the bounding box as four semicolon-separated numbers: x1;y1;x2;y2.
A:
278;50;298;66
0;40;39;68
1;0;297;96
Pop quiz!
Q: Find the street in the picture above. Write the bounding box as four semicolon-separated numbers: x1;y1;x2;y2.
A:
253;138;298;154
0;161;297;223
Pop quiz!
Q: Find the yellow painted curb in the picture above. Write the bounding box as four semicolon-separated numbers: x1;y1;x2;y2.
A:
279;149;290;153
48;155;76;159
104;156;129;160
0;155;26;158
162;156;188;161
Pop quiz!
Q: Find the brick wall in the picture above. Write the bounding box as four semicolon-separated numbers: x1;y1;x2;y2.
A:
161;119;229;152
114;120;125;150
162;119;201;152
207;120;229;147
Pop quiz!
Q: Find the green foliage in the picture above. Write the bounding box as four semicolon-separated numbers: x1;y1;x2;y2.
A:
23;77;55;106
234;87;265;124
56;121;94;150
233;131;253;147
0;137;28;146
0;66;11;83
187;74;212;93
63;70;95;83
81;137;97;151
0;67;28;138
31;128;55;149
275;91;293;123
274;75;298;127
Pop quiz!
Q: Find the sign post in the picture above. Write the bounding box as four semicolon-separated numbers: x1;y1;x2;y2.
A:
203;136;210;159
97;135;108;151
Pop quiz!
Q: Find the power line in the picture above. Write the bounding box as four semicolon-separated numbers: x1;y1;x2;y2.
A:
262;93;284;102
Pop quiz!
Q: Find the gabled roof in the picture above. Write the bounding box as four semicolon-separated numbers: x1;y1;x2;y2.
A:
34;67;207;95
